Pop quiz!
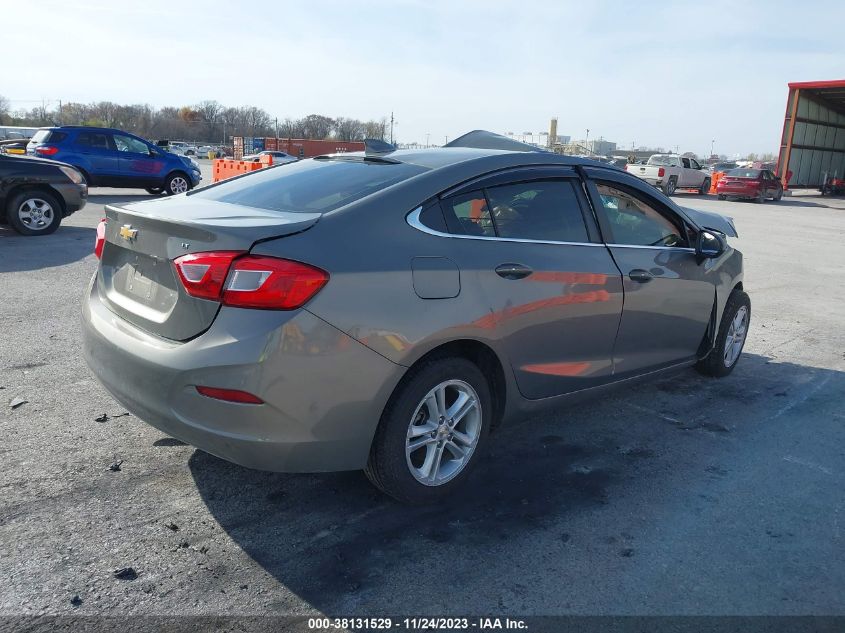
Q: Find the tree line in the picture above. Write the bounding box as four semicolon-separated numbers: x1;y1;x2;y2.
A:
0;96;389;144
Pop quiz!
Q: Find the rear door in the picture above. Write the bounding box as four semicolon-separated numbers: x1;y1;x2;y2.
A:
114;133;166;187
584;169;714;375
439;167;624;399
74;131;122;185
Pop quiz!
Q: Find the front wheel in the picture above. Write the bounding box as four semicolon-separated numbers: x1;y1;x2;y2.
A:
774;187;783;201
717;194;727;201
699;178;711;195
164;173;190;196
365;357;492;504
145;187;163;195
7;190;62;236
696;290;751;378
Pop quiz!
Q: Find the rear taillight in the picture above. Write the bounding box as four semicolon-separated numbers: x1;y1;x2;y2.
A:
35;146;59;156
173;251;244;301
173;252;329;309
94;218;107;259
658;167;665;178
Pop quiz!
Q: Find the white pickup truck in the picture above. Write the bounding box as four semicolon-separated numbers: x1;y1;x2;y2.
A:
625;154;710;196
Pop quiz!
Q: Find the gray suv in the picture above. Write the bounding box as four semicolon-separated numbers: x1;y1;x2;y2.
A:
83;133;748;504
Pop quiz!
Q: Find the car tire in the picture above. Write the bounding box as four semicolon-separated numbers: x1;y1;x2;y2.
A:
699;178;711;195
774;187;783;201
662;177;677;196
164;173;190;196
695;290;751;378
754;190;764;203
145;187;163;195
717;194;727;201
365;356;492;505
6;190;62;236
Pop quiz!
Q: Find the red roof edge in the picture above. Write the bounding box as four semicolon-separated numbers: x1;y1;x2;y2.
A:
788;79;845;90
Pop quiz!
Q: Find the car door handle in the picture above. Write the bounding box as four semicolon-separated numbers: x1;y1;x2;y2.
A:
495;263;533;280
628;269;654;283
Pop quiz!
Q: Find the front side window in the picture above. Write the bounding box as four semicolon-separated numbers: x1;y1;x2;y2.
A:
114;134;149;154
485;180;588;242
595;183;686;247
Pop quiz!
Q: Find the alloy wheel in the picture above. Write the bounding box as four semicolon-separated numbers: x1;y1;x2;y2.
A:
170;176;189;194
723;306;748;367
405;379;482;486
17;198;55;231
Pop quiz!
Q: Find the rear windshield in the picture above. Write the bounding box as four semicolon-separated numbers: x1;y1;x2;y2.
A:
192;158;428;213
726;169;761;178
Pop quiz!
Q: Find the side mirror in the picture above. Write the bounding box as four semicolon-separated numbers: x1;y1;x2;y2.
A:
696;230;725;259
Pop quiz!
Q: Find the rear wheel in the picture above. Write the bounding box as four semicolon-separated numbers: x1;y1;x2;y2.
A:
7;190;62;236
365;357;491;504
717;194;727;201
662;177;677;196
695;290;751;378
164;173;190;196
699;178;711;195
774;187;783;201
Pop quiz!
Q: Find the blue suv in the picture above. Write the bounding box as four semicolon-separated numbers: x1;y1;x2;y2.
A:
26;126;202;195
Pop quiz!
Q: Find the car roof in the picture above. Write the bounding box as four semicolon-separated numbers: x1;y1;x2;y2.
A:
320;147;602;171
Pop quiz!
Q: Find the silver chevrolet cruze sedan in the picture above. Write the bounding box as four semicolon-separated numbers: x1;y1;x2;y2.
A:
83;132;749;504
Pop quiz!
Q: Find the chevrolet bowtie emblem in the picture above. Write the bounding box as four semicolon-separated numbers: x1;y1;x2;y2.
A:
119;225;138;241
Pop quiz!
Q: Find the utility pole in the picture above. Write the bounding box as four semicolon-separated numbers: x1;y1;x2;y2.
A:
585;128;590;154
275;117;278;139
711;139;715;158
425;132;430;147
390;111;395;145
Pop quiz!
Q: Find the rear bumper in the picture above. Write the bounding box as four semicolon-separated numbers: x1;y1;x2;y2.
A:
82;275;404;472
53;182;87;215
716;186;759;198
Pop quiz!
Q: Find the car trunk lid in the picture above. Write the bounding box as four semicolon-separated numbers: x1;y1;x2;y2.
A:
97;196;321;341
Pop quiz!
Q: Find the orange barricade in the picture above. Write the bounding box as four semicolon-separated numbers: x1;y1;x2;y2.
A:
212;154;273;183
709;171;725;194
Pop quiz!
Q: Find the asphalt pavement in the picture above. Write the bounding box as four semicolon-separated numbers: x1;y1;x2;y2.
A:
1;164;843;618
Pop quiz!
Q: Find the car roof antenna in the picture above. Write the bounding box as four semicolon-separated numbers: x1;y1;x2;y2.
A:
364;138;397;155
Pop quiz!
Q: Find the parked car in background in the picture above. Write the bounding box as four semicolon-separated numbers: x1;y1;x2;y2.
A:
710;161;738;173
0;139;29;155
155;140;198;156
716;168;783;202
0;153;87;235
83;132;748;504
242;150;298;165
625;154;710;195
28;127;202;195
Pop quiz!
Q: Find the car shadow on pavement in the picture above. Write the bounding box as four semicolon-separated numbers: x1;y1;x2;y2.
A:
188;352;844;613
87;192;159;205
0;225;95;272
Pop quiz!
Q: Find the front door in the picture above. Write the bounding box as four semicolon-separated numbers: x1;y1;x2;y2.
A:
438;169;624;399
114;133;166;187
586;175;715;376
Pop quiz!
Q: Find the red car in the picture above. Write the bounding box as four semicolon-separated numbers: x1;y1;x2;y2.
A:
716;168;783;202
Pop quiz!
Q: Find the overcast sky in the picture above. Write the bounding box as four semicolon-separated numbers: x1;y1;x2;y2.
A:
5;0;844;156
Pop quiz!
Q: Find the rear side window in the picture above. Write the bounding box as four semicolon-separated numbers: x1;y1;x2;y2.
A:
485;180;589;242
442;191;495;236
30;130;67;143
75;132;112;150
192;158;427;213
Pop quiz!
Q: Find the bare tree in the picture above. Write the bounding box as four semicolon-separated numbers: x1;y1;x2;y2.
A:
279;117;305;138
0;95;9;124
362;118;388;141
334;117;364;141
301;114;335;139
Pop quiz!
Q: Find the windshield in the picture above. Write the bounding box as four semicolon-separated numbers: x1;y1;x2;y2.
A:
647;155;677;166
726;169;761;178
192;157;428;213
